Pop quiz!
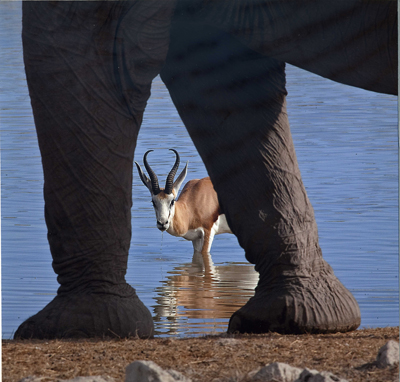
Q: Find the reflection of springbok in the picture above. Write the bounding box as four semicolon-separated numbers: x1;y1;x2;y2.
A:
153;252;259;335
135;149;232;253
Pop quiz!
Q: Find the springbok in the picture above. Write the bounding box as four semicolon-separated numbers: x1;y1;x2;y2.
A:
135;149;232;254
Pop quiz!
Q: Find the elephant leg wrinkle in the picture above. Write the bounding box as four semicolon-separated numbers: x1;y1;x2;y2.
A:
161;14;361;334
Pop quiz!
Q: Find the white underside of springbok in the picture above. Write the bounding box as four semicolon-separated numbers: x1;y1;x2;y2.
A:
168;213;231;253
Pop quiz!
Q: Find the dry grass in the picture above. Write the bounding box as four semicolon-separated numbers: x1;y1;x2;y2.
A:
2;327;399;382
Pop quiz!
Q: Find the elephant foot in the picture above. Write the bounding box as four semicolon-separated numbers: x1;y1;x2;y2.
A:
228;269;361;334
14;289;154;339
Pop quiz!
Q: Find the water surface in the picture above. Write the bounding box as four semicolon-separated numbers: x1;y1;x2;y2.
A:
1;1;398;339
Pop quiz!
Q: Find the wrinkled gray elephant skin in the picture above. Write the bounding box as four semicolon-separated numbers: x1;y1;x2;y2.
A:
15;0;396;338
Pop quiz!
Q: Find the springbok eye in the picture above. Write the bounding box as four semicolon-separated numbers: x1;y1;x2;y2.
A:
170;200;175;207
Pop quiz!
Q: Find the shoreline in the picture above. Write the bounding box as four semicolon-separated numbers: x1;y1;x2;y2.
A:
3;326;399;381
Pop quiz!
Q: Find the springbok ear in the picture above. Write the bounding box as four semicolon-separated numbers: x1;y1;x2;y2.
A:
135;161;153;194
172;161;188;195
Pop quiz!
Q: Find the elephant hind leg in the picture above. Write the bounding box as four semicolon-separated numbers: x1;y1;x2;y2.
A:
161;17;360;335
19;1;175;339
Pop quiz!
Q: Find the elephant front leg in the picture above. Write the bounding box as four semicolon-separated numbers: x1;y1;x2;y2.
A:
161;20;360;334
15;1;174;339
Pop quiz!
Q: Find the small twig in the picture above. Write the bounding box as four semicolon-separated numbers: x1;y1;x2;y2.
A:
190;359;218;364
107;329;122;340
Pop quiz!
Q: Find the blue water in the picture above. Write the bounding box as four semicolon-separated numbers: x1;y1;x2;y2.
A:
1;1;398;339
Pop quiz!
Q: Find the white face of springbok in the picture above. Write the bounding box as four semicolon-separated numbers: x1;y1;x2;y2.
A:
150;191;177;232
135;149;188;232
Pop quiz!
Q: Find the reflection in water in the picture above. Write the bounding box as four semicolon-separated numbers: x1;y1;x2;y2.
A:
153;251;259;336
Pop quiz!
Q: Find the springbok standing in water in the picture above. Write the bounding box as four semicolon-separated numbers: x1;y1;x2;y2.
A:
135;149;232;254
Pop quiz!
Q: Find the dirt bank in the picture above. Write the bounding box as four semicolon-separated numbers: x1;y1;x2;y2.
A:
2;327;399;382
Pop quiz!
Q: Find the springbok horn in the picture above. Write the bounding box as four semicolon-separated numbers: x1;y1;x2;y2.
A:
164;149;180;194
143;150;160;195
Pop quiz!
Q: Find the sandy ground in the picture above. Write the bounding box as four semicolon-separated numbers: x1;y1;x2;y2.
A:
2;327;399;382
